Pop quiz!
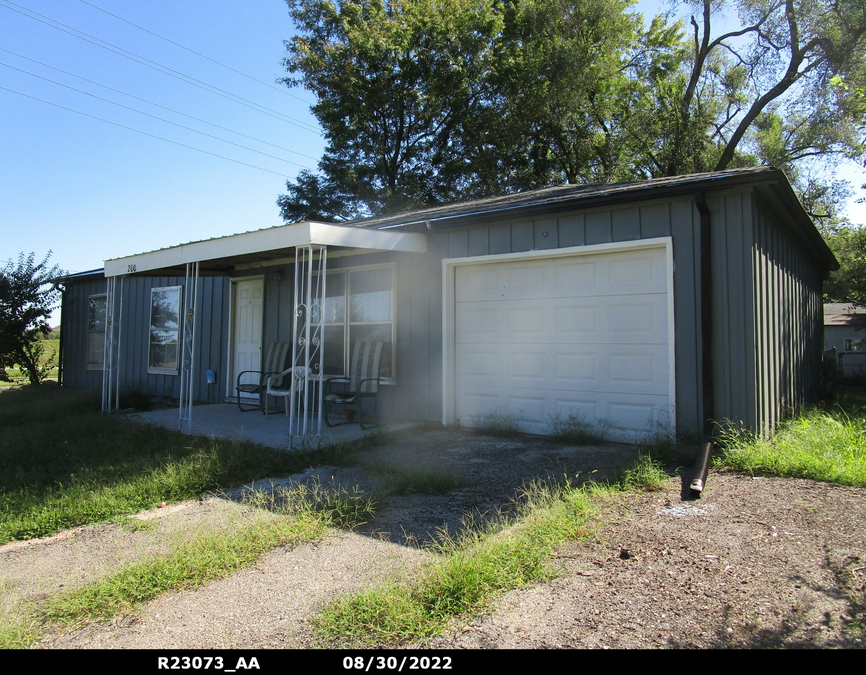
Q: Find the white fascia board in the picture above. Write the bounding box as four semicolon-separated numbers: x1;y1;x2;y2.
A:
103;222;426;277
309;222;427;252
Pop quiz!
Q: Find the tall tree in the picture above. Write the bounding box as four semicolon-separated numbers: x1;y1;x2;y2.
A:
483;0;643;187
639;0;866;177
0;252;62;385
279;0;502;221
278;0;866;221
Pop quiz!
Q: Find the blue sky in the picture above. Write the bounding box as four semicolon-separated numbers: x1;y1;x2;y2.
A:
1;0;323;281
2;0;864;307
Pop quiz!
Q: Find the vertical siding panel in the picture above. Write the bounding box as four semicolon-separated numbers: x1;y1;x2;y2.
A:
489;223;511;254
585;211;612;245
640;203;671;239
725;193;747;426
447;230;469;258
510;220;533;252
670;199;700;434
467;226;489;257
712;194;732;423
741;194;758;430
758;214;770;435
612;207;640;242
406;252;431;420
557;214;585;247
533;217;558;250
429;233;447;421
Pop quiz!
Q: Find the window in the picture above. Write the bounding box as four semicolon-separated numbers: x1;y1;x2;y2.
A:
846;338;864;352
321;266;395;381
148;286;181;374
86;294;107;370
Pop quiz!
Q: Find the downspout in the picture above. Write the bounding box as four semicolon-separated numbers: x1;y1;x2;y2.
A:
691;191;714;496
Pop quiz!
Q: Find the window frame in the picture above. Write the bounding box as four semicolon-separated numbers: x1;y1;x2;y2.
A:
321;264;396;384
147;285;182;375
86;293;107;371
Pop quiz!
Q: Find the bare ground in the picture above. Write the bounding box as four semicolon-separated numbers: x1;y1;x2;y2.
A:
2;427;865;650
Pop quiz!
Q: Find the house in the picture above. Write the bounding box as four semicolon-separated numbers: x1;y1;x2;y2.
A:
59;167;837;441
824;303;866;380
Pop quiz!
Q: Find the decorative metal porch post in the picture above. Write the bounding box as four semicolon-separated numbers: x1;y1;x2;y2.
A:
179;262;200;430
101;275;123;412
289;245;327;446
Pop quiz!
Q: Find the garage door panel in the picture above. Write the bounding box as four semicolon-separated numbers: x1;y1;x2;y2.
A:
553;352;598;385
605;252;666;290
554;260;598;291
458;296;667;345
606;348;669;393
457;249;666;303
453;245;672;440
553;303;598;334
505;306;546;335
606;296;668;340
457;344;668;397
456;387;671;439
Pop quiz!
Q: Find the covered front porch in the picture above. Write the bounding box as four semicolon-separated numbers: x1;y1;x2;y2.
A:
134;404;417;449
99;220;427;447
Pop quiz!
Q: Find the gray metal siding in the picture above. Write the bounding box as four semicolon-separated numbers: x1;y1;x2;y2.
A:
62;274;230;402
749;198;823;435
60;276;106;391
423;198;703;435
705;190;762;433
412;189;822;437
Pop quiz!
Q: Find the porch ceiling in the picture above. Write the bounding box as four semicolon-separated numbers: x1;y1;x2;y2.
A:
103;221;427;278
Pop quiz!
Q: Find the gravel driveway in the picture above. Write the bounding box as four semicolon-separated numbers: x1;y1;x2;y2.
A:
3;427;864;650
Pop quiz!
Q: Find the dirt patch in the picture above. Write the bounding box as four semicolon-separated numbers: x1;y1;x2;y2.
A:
3;427;865;649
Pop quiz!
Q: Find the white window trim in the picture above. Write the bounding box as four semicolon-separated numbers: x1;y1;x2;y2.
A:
147;285;182;375
86;293;107;371
323;263;397;384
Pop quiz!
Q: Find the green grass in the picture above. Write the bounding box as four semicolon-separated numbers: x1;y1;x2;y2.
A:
367;462;465;496
616;453;670;491
0;386;367;543
314;478;600;644
0;481;378;648
716;408;866;487
313;455;674;646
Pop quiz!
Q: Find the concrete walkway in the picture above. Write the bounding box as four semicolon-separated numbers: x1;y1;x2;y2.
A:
133;403;415;450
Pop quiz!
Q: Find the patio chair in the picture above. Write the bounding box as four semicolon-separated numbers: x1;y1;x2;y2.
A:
324;341;384;429
235;341;291;413
264;365;310;418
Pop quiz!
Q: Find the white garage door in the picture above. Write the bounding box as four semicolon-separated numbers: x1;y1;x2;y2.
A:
452;244;673;440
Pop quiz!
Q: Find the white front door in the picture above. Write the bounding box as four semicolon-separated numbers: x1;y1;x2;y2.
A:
231;278;264;398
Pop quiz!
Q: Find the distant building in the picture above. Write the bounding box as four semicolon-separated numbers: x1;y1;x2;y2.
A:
824;303;866;380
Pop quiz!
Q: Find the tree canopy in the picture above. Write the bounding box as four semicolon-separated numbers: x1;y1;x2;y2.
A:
0;252;63;385
278;0;866;222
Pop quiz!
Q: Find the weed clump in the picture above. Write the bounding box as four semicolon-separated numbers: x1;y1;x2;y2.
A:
617;454;670;491
548;412;608;444
473;409;522;438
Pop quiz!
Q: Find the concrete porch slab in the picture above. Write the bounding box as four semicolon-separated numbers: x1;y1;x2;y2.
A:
133;404;416;450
